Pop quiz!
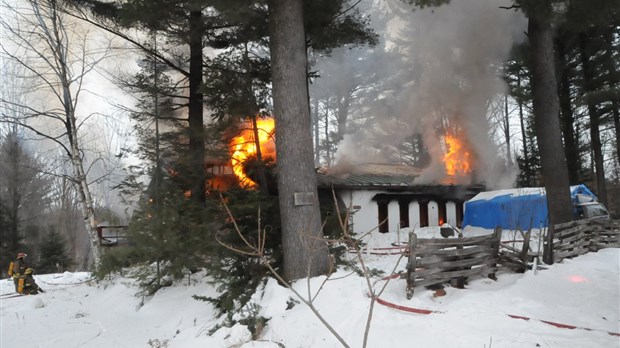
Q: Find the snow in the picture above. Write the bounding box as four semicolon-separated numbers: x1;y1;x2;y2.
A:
468;185;595;202
2;230;619;348
469;187;546;201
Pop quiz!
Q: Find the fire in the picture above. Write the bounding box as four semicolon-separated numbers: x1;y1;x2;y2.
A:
442;133;472;177
230;117;276;187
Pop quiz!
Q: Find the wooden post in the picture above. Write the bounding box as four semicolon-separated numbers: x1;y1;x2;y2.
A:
520;230;532;272
453;233;466;288
543;223;555;265
406;232;418;299
489;227;502;280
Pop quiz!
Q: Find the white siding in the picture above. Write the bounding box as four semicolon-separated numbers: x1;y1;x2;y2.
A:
409;201;420;228
447;201;457;226
388;200;400;232
340;189;380;234
428;200;439;227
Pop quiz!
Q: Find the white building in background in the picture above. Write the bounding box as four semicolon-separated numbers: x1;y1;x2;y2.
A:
317;164;484;234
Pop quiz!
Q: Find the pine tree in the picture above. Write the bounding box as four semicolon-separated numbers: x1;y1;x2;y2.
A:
38;227;72;274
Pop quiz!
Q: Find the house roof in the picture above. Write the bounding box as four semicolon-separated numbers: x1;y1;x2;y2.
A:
317;163;422;188
316;163;486;201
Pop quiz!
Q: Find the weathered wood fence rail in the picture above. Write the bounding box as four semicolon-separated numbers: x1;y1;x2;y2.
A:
552;218;620;262
406;229;501;299
497;230;542;272
405;219;619;299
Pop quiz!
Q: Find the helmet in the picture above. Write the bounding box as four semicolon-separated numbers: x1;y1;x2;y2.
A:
24;268;33;275
17;252;27;258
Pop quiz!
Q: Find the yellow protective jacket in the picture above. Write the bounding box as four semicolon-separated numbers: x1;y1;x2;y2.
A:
12;259;26;278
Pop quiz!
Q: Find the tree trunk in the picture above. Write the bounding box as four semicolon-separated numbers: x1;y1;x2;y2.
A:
579;33;608;207
603;28;620;181
313;98;320;166
251;116;270;194
527;7;574;264
63;78;101;268
336;93;351;143
268;0;329;281
503;93;513;167
613;102;620;166
187;8;206;204
517;75;531;185
556;37;580;184
51;0;101;269
324;98;331;166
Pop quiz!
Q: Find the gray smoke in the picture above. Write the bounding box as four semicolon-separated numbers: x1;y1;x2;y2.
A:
333;0;526;188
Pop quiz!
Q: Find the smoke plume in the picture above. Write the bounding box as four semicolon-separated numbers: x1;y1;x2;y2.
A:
333;0;526;188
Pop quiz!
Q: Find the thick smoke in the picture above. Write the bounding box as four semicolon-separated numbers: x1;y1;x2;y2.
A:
333;0;526;188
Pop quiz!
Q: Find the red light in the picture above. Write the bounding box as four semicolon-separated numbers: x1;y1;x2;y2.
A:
569;275;588;283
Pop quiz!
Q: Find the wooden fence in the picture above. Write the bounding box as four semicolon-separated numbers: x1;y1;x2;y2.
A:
405;228;501;299
496;230;543;272
552;218;620;262
404;219;619;299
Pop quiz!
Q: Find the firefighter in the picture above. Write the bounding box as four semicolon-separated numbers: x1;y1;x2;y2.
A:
22;268;44;295
11;252;28;293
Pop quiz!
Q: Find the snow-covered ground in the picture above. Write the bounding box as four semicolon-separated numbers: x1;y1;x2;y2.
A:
2;229;619;348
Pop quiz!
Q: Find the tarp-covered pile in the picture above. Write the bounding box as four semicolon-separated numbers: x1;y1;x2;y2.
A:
462;185;597;230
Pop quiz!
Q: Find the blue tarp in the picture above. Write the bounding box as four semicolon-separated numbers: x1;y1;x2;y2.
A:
462;185;597;230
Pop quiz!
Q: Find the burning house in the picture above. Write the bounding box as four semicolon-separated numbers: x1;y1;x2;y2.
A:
317;163;484;234
225;117;277;190
216;116;487;234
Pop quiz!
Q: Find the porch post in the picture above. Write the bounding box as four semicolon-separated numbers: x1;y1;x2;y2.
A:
388;200;400;233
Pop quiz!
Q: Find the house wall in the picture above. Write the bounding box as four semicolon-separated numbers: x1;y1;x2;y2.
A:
338;189;380;234
337;189;463;234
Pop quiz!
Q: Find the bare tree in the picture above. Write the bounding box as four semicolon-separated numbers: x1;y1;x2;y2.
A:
0;0;112;268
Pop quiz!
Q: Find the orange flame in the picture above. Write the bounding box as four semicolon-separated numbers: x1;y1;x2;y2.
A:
230;117;276;187
442;133;472;176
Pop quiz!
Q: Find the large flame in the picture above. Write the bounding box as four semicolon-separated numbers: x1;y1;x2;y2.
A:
442;133;472;177
230;117;276;187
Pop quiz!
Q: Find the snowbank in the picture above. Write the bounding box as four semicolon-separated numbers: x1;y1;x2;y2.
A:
1;230;618;347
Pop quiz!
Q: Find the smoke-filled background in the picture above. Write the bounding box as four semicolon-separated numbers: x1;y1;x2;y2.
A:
310;0;527;188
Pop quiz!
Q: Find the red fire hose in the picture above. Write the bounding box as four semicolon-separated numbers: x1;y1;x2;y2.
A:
366;245;620;337
372;295;620;337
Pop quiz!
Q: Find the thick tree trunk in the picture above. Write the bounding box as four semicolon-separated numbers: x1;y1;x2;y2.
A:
268;0;329;281
527;8;574;264
579;33;608;207
556;38;580;184
188;8;206;204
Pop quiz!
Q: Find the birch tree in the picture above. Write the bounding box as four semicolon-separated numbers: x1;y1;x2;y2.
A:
0;0;110;268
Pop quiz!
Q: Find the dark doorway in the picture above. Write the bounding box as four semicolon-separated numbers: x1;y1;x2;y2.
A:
438;200;447;225
419;200;429;227
378;201;389;233
399;200;410;228
456;201;464;227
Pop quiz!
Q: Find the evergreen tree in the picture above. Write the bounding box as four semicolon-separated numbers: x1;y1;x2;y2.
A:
0;132;52;272
38;227;72;274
